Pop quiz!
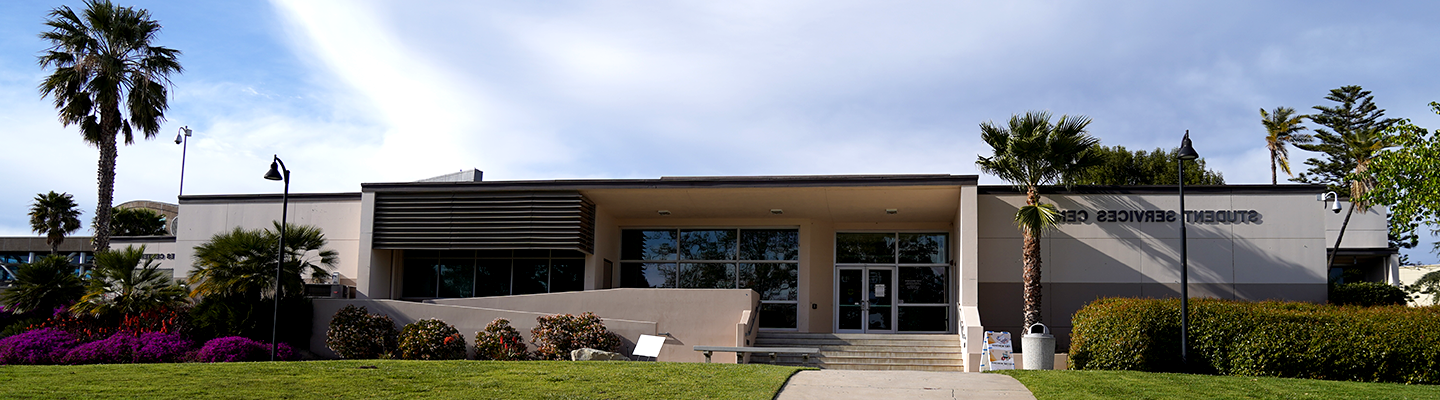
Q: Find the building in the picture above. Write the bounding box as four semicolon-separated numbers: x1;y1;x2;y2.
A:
4;172;1396;370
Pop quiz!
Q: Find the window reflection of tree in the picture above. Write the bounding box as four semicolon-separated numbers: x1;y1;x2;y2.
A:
898;234;946;264
642;230;677;260
438;261;474;297
836;233;895;263
740;263;797;300
681;230;736;260
740;230;799;260
900;267;947;304
679;263;735;288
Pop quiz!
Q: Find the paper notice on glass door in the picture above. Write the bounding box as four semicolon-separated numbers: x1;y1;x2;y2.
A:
874;284;886;297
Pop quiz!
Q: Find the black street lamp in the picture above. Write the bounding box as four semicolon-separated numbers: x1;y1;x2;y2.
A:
1176;130;1199;368
175;126;192;197
263;155;289;362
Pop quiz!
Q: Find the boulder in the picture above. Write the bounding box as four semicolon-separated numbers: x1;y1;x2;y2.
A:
571;348;629;361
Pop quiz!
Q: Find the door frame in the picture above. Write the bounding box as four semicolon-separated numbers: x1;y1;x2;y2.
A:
833;265;897;333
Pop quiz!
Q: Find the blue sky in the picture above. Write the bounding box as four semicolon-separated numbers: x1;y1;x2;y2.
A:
1;1;1438;264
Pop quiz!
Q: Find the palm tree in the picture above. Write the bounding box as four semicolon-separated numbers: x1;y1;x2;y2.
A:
188;222;338;300
28;191;84;254
72;245;186;317
1327;126;1396;269
1259;107;1313;185
976;111;1102;331
0;255;85;315
38;0;183;253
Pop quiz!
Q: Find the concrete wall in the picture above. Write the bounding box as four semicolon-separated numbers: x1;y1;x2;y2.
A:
1324;201;1389;248
176;196;363;287
976;192;1330;352
428;288;758;362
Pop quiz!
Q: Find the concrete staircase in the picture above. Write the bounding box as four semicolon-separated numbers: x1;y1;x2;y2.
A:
751;332;966;371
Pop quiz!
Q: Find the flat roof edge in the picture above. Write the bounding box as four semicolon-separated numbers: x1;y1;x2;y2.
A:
179;192;362;204
977;184;1328;195
363;174;980;192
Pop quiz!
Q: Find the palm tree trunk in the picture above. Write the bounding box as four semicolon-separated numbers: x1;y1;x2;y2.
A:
1327;201;1356;271
1270;149;1278;185
1023;187;1043;330
93;124;118;253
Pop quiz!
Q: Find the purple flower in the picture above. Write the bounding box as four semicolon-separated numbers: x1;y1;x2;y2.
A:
135;332;194;363
197;336;295;362
0;328;78;365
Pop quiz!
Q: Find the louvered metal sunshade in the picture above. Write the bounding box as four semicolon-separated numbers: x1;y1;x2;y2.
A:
372;191;595;254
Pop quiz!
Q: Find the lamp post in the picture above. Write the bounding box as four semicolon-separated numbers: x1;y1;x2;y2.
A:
175;126;192;197
263;155;290;362
1176;130;1199;368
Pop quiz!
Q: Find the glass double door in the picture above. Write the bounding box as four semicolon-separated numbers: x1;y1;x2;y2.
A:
836;267;895;333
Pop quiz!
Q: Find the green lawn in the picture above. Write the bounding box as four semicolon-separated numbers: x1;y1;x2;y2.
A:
0;360;803;399
999;369;1440;400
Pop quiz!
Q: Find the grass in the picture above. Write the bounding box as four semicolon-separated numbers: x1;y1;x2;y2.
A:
999;369;1440;400
0;360;804;399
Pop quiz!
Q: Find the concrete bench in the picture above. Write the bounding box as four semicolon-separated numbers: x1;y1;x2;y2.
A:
693;345;820;366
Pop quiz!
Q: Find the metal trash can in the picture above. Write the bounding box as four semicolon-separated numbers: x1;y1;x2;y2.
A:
1022;323;1055;370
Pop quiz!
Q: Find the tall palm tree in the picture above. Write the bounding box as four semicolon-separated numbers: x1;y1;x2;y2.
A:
976;111;1102;331
38;0;182;253
0;255;85;314
72;245;186;317
188;222;338;300
1327;126;1396;269
1259;107;1313;185
28;191;84;254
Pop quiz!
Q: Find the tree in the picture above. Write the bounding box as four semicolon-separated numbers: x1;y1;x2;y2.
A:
1074;146;1225;185
38;0;183;253
71;245;186;317
187;222;338;300
0;255;85;315
110;207;168;236
1260;107;1313;185
1293;86;1399;196
976;111;1102;331
1365;102;1440;257
28;191;83;254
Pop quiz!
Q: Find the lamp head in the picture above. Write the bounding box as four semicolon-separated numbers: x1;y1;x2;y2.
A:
1177;130;1199;161
264;160;284;181
175;126;191;144
1331;201;1342;213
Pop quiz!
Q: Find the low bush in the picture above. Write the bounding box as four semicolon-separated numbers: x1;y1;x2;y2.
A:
325;305;398;359
531;312;621;361
1069;297;1440;384
475;318;528;361
1331;282;1408;306
133;332;194;363
196;336;293;362
0;327;78;365
397;319;466;360
62;332;138;364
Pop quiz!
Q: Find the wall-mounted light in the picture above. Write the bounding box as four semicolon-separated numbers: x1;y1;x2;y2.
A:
657;210;671;216
1317;192;1341;213
770;209;783;215
885;209;898;215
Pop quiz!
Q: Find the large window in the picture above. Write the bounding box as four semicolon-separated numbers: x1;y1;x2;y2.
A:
620;229;799;329
402;250;586;298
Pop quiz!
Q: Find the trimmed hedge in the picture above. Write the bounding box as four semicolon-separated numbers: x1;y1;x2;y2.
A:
1069;298;1440;384
1331;282;1408;307
475;318;528;361
397;319;466;360
531;312;621;361
325;305;398;359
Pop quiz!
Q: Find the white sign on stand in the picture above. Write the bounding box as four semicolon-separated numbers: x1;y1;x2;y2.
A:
633;334;666;360
982;331;1014;371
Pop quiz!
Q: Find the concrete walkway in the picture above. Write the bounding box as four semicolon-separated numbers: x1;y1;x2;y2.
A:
775;370;1037;400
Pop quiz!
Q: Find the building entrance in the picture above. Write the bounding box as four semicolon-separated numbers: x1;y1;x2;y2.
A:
833;232;952;333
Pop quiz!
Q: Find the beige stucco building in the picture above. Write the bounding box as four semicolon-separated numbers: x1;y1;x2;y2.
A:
3;172;1395;370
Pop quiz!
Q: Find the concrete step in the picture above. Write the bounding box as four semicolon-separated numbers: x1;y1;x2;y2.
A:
751;332;968;371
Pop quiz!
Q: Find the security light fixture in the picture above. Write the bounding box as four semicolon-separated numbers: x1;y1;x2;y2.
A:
176;126;193;197
657;210;671;216
885;209;898;215
770;209;783;215
1318;192;1341;214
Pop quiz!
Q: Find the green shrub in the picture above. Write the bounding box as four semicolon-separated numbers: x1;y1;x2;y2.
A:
530;312;620;360
325;305;398;359
474;318;528;361
1330;282;1408;306
1069;297;1440;384
396;319;466;360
